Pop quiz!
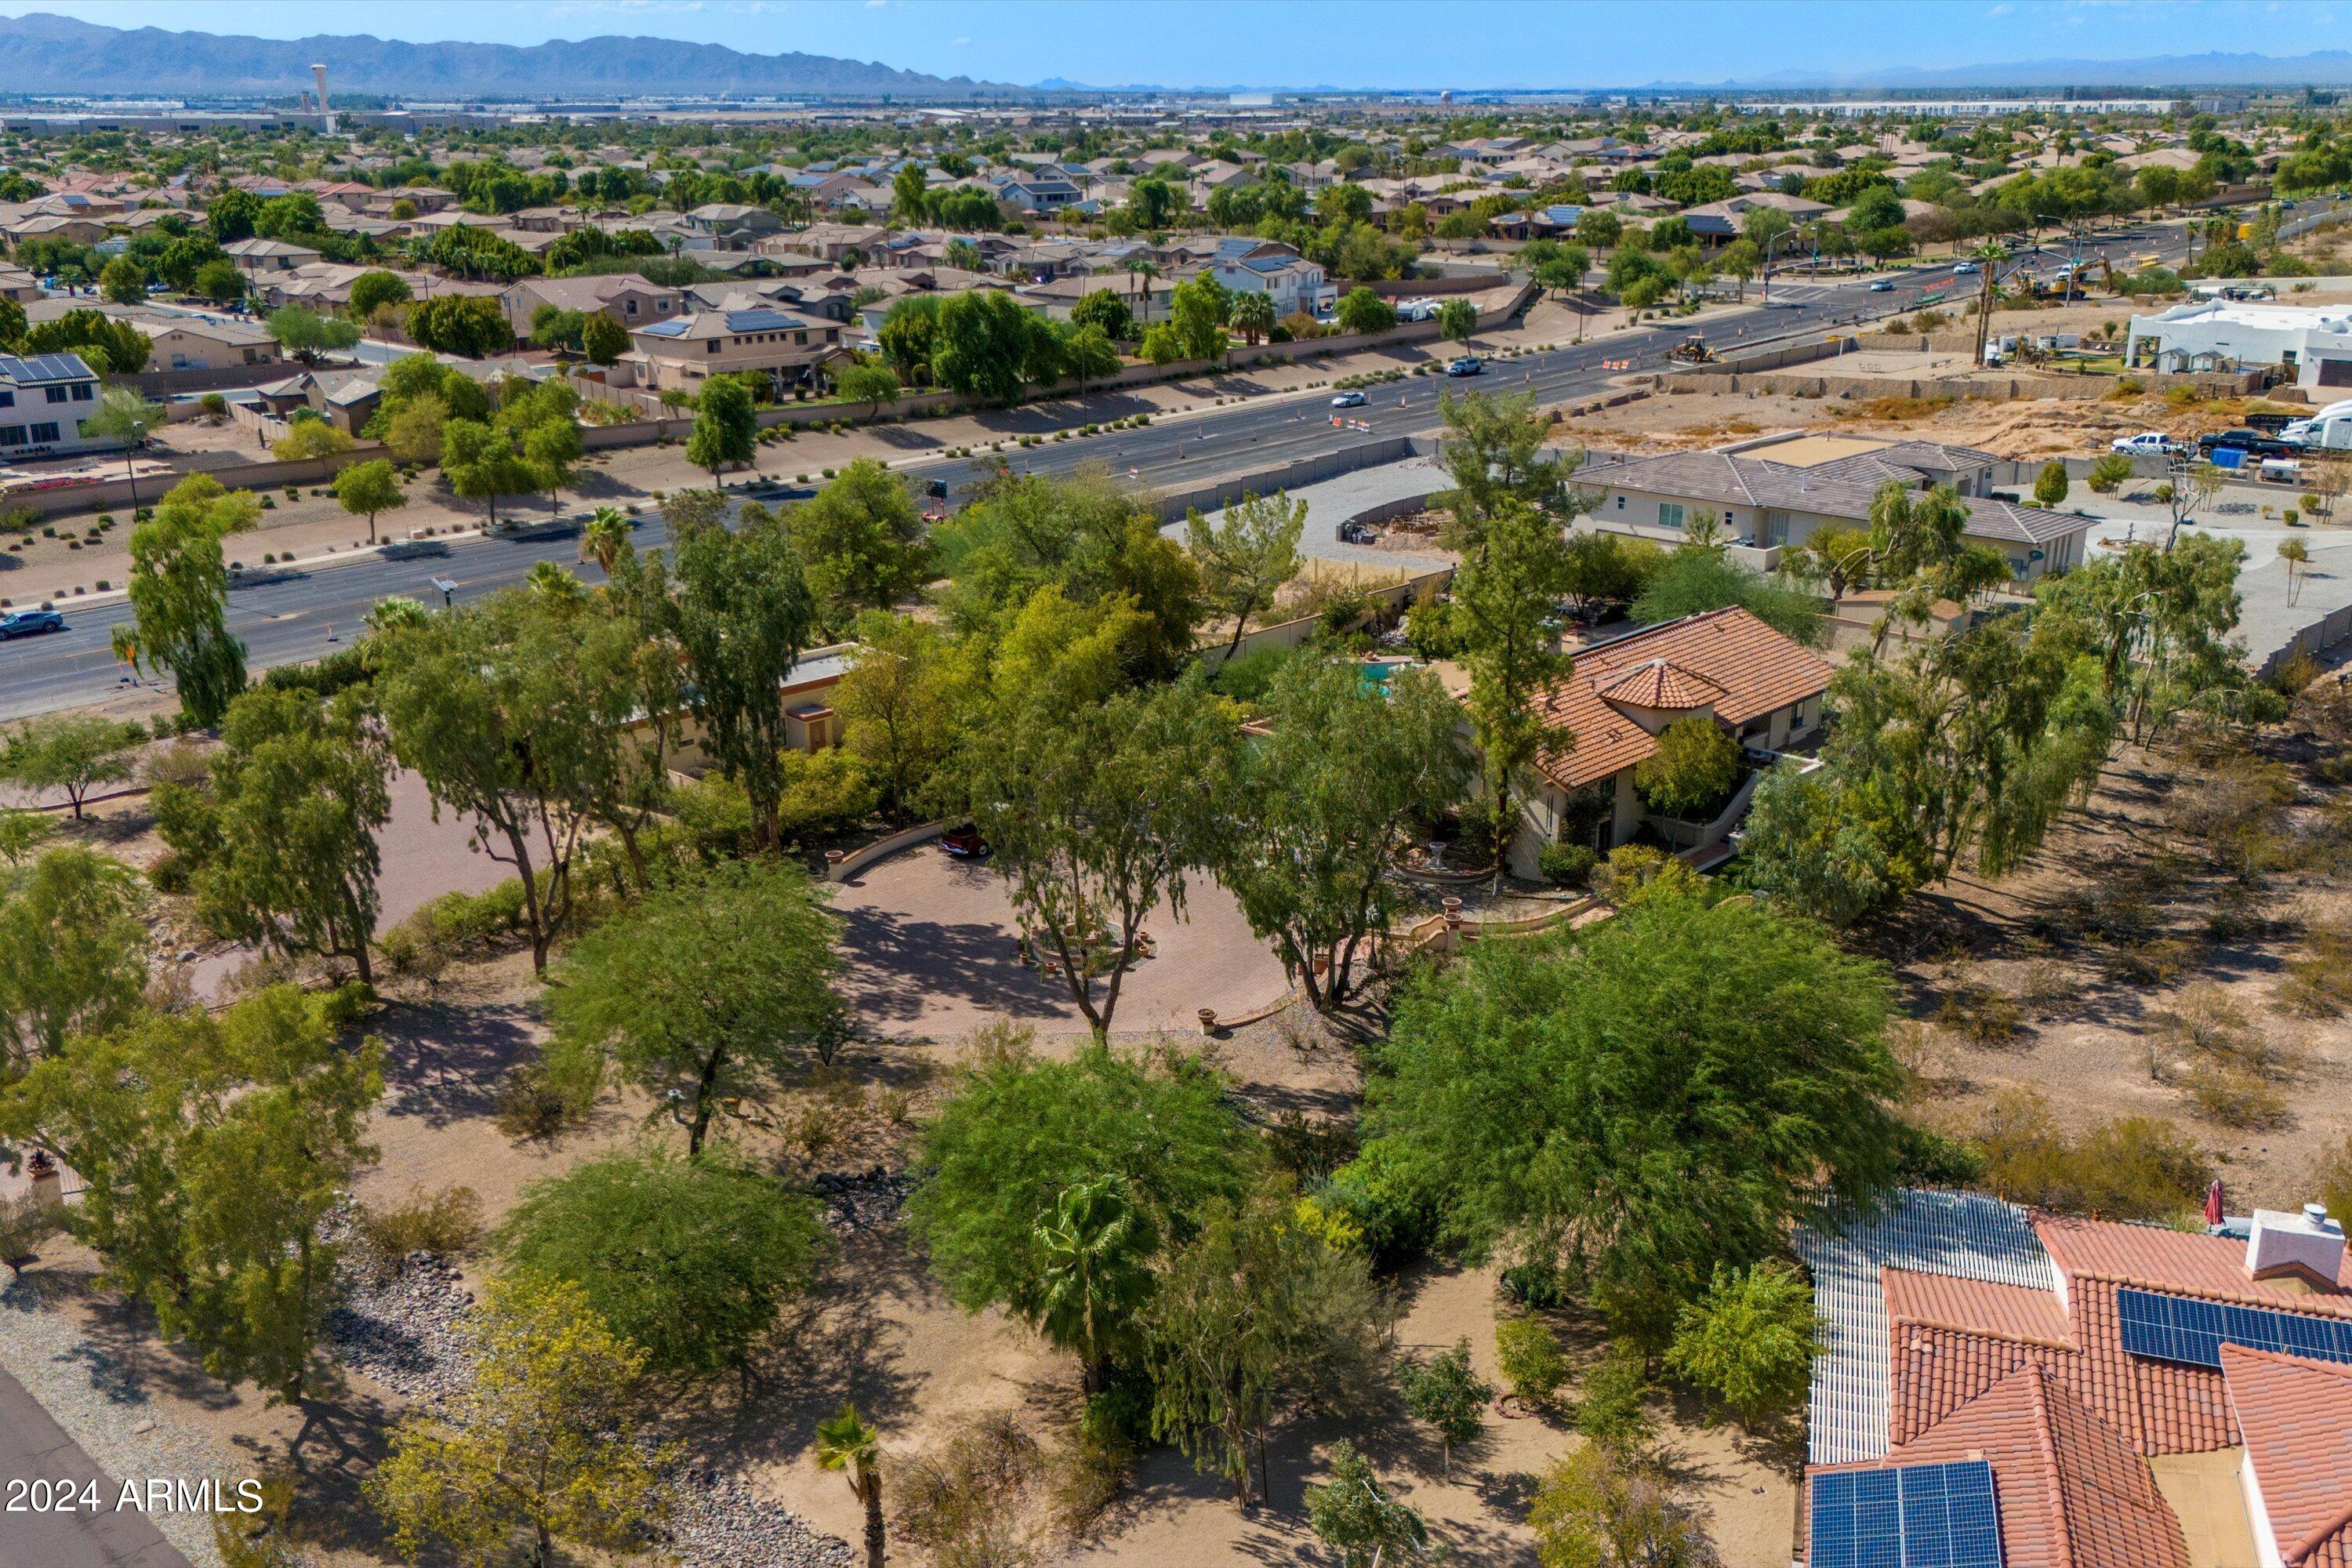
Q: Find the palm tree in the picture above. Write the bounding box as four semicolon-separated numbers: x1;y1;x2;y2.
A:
1035;1174;1150;1392
580;506;632;575
815;1405;885;1568
524;560;586;609
1124;257;1163;325
1229;291;1276;346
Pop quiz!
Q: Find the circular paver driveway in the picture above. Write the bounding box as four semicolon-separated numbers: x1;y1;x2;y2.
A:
831;845;1290;1039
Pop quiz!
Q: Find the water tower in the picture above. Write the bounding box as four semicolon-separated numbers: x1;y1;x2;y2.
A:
311;64;336;133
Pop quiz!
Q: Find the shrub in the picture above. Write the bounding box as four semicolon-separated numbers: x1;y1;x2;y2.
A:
1320;1143;1443;1272
1396;1338;1490;1474
1496;1317;1570;1410
0;1193;63;1278
1538;841;1599;888
2318;1135;2352;1224
1664;1261;1820;1428
492;1064;576;1141
1936;983;2024;1047
2280;917;2352;1016
2184;1061;2289;1129
2087;453;2135;493
1975;1087;2212;1221
1207;642;1298;702
1573;1345;1656;1454
352;1185;485;1272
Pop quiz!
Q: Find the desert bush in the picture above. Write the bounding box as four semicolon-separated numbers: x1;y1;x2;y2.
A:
1936;983;2024;1047
1975;1087;2212;1221
1496;1316;1570;1410
2103;935;2197;985
0;1194;62;1278
2318;1135;2352;1222
493;1064;578;1141
2278;916;2352;1016
1049;1395;1135;1537
2147;983;2257;1072
352;1185;485;1272
2014;959;2078;1018
894;1414;1047;1568
2183;1061;2289;1129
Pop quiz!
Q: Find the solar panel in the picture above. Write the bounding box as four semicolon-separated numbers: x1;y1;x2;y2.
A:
1810;1461;2001;1568
2114;1287;2352;1371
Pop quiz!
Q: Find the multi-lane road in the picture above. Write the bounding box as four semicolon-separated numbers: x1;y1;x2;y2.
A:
0;216;2223;720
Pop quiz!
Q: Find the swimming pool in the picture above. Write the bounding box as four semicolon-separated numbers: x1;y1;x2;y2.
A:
1360;658;1419;692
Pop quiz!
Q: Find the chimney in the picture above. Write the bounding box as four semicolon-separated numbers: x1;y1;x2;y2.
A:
2245;1203;2347;1287
310;64;335;133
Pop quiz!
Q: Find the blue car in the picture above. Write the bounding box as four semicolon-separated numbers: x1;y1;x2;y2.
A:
0;608;64;639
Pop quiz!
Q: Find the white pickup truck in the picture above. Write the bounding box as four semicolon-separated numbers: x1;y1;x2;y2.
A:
2109;431;2185;458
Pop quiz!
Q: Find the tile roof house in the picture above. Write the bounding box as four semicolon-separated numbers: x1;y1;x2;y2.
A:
622;305;843;395
1500;606;1833;876
1581;433;2095;583
1798;1192;2352;1568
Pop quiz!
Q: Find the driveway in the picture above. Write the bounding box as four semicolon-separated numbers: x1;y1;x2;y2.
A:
831;848;1289;1040
0;1368;192;1568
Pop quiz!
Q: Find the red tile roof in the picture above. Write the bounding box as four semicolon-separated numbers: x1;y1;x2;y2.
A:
2221;1345;2352;1568
1884;1267;2074;1346
1592;656;1729;711
1528;608;1832;790
2038;1214;2352;1314
1891;1278;2239;1456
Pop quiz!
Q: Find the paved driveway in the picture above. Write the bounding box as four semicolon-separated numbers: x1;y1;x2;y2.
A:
0;1369;191;1568
831;848;1289;1040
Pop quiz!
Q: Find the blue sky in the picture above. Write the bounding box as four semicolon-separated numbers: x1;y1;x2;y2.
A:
0;1;2336;90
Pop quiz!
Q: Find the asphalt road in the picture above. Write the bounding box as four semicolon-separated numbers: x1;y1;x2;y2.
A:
0;218;2216;720
0;1367;193;1568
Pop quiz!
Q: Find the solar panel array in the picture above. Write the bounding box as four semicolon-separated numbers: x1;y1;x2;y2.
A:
2114;1287;2352;1370
1809;1460;2003;1568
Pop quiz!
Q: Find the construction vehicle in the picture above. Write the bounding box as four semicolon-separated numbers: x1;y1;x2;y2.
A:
1667;334;1715;365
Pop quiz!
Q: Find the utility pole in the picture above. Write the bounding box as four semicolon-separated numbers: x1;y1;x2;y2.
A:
1972;241;2006;369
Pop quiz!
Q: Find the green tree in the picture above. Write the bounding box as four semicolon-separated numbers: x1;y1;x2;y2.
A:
1169;274;1230;361
785;459;930;639
934;288;1045;404
1334;285;1396;336
1365;892;1904;1341
546;858;839;1152
2281;535;2313;606
0;846;147;1070
405;294;514;358
685;375;758;482
153;687;390;984
272;419;355;462
497;1148;821;1379
0;987;382;1403
835;361;901;419
24;307;150;372
906;1033;1247;1371
1495;1317;1570;1410
1664;1260;1822;1430
80;386;168;517
1143;1180;1388;1507
815;1406;887;1568
98;255;146;306
1071;288;1134;340
1632;713;1740;844
191;258;245;305
0;713;143;821
1528;1446;1715;1568
331;457;407;546
347;269;412;321
2034;459;2071;509
833;612;978;822
205;188;262;243
891;160;931;223
2035;531;2246;743
959;677;1236;1035
1187;489;1305;659
1437;296;1478;350
1453;501;1575;860
367;1272;671;1568
1063;321;1121;394
877;294;941;381
1438;390;1570;546
1306;1441;1428;1568
1631;542;1826;648
442;418;539;529
266;305;360;366
127;474;259;728
579;310;629;366
1218;656;1468;1011
1396;1338;1490;1475
664;499;817;850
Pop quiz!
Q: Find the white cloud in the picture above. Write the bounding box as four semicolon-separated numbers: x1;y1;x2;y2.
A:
950;34;970;44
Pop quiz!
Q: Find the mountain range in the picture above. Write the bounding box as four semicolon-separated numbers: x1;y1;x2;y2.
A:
0;13;1010;100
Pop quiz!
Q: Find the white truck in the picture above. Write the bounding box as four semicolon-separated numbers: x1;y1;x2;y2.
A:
2280;398;2352;451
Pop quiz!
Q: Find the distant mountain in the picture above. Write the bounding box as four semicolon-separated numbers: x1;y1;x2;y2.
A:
0;12;1011;100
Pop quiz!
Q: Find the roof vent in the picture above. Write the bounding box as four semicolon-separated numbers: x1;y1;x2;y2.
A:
2245;1203;2347;1287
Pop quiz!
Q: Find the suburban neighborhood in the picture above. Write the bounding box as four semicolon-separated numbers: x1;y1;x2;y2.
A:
2;6;2352;1568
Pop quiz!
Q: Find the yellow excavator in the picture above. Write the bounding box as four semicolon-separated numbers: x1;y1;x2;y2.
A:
1667;333;1716;365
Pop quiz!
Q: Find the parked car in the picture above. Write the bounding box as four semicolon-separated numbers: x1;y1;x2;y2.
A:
2110;431;2185;457
1868;278;1896;292
1330;390;1367;408
1952;260;1980;275
940;826;989;858
0;608;64;638
2198;427;2299;459
1444;356;1483;377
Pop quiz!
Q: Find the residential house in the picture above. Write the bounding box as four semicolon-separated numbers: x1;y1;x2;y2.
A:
1208;249;1334;318
1504;606;1833;874
997;176;1083;214
783;223;892;265
501;273;684;336
250;368;383;434
1795;1188;2352;1568
1679;191;1835;241
622;304;843;395
684;203;786;250
2127;299;2352;389
1581;433;2094;580
0;352;108;459
0;267;38;303
5;215;109;250
136;314;283;373
223;237;325;277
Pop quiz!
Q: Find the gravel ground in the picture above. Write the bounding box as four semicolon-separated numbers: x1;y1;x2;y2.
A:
0;1276;230;1568
327;1247;857;1568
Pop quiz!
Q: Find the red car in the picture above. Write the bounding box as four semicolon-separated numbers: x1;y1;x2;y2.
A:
941;826;989;858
